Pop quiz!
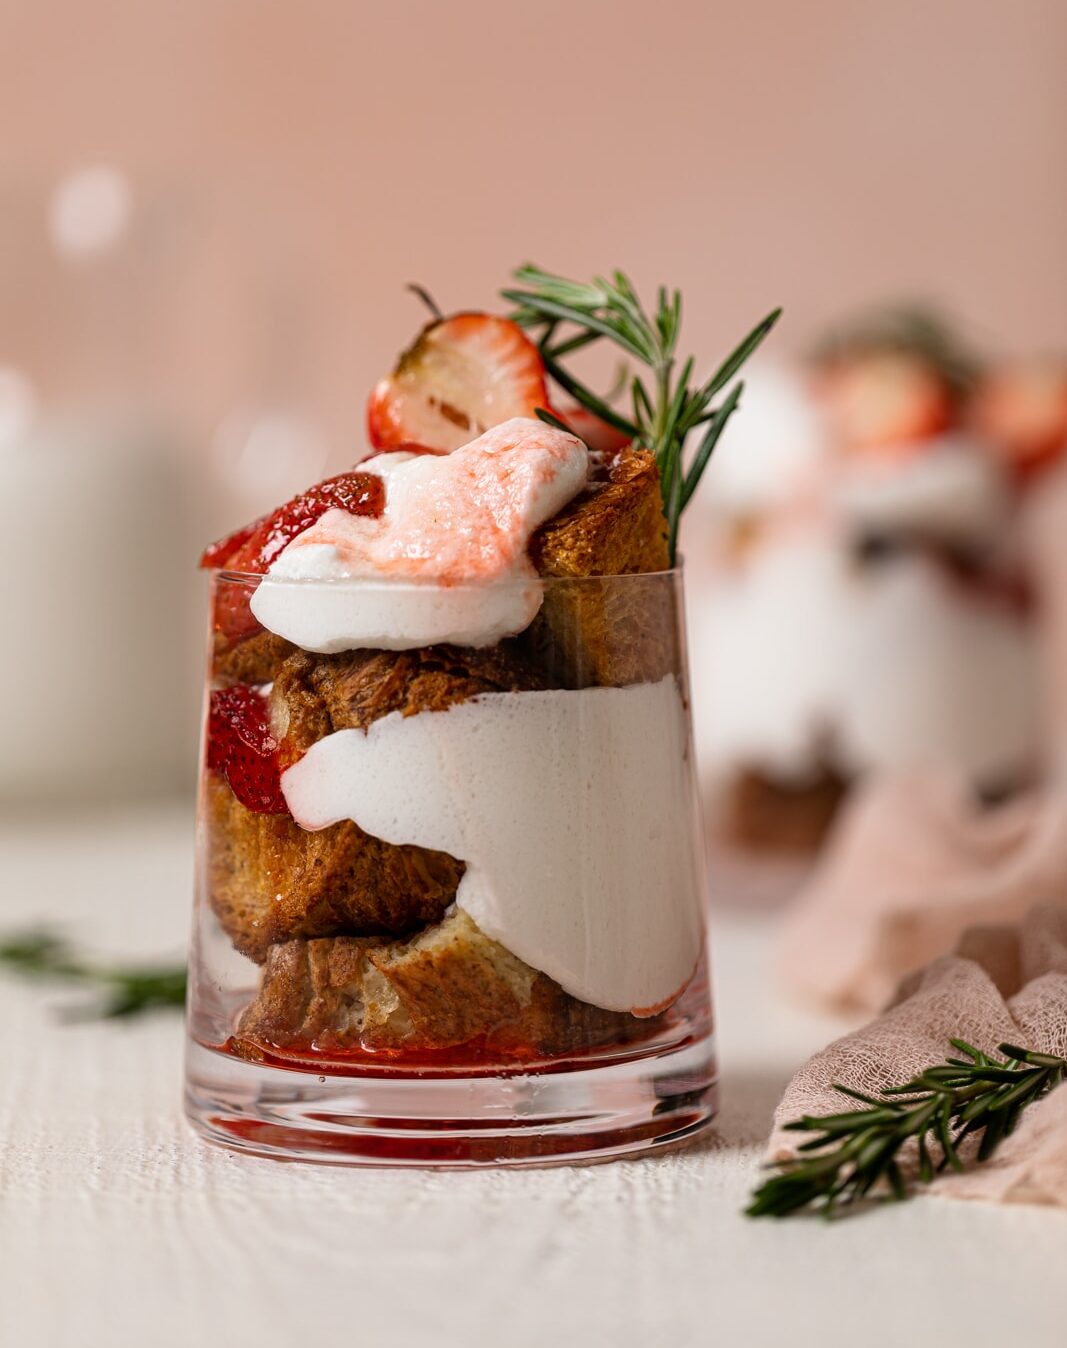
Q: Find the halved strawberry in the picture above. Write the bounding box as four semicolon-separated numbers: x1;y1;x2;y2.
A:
814;351;955;457
201;469;386;641
367;313;551;452
206;685;287;814
975;362;1067;480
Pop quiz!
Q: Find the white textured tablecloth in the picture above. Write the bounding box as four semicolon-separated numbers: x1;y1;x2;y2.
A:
0;804;1063;1348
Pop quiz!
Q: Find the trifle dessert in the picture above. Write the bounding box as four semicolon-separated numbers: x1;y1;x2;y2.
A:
185;267;778;1164
691;309;1039;853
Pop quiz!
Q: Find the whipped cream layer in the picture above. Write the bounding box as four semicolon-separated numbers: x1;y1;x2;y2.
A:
692;531;1037;784
833;435;1009;546
281;677;704;1015
250;419;588;652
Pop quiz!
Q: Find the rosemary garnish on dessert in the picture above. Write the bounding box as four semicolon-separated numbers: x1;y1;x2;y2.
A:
747;1039;1066;1219
503;265;781;560
0;931;186;1019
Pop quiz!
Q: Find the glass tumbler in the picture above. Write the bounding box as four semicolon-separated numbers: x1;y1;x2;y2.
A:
185;567;716;1165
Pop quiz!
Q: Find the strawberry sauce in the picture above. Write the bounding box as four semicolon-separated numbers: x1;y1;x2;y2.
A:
202;469;386;641
206;684;287;814
217;1020;685;1079
201;469;386;574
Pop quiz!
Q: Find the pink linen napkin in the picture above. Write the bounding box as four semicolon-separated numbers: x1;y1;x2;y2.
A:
775;771;1067;1014
767;905;1067;1207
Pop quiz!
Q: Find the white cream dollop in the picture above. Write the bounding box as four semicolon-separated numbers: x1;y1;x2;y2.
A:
692;531;1037;785
280;677;704;1015
249;418;588;652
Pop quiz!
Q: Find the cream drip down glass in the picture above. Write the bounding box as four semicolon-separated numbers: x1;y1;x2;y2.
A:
185;425;716;1165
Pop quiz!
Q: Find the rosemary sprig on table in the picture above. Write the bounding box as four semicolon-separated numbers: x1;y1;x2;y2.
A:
747;1039;1066;1219
502;265;781;561
0;932;186;1019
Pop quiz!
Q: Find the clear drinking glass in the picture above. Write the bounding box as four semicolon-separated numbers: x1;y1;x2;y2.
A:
185;567;716;1165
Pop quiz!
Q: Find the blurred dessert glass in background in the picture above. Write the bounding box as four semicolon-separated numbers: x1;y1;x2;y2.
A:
0;169;200;802
0;168;338;805
688;308;1067;859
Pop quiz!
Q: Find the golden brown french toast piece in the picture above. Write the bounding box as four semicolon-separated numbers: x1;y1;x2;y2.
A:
270;641;547;759
206;775;463;963
236;908;643;1056
212;629;296;687
530;446;670;578
525;448;678;687
207;643;546;960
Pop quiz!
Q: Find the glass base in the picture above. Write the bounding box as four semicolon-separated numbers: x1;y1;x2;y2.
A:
184;1035;717;1168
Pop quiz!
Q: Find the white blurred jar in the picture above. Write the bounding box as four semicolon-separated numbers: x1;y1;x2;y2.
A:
0;414;197;801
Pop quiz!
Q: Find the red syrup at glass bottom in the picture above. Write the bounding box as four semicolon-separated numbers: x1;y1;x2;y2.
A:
207;957;712;1078
212;1023;697;1079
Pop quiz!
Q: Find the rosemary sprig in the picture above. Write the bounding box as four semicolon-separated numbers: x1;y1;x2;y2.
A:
747;1039;1066;1219
0;931;187;1019
502;264;781;561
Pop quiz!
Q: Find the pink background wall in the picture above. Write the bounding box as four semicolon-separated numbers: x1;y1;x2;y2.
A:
0;0;1064;797
1;0;1065;461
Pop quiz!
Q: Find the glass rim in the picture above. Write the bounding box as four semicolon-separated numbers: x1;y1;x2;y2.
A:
207;561;686;589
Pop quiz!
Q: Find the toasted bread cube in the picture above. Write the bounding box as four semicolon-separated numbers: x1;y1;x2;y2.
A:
207;643;546;960
206;775;462;962
531;446;670;578
212;629;295;687
271;642;547;756
236;908;644;1056
526;448;678;687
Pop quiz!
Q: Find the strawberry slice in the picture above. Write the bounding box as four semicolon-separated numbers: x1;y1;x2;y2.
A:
201;469;386;641
200;470;386;574
975;362;1067;480
815;351;955;457
200;519;261;570
207;685;287;814
367;313;551;452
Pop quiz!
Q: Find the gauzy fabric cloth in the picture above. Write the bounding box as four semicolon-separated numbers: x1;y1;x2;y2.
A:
767;905;1067;1208
776;771;1067;1014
